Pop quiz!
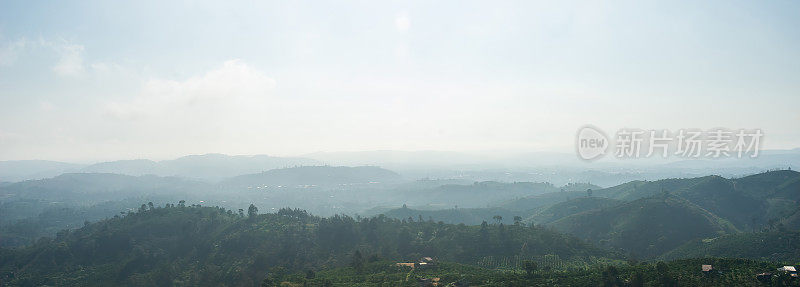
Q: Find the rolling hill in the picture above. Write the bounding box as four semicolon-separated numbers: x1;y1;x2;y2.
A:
549;195;737;258
661;230;800;262
0;173;208;204
527;197;623;225
503;170;800;230
81;154;320;181
0;173;211;232
497;190;585;212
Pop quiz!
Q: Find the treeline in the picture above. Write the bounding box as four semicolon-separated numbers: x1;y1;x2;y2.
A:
0;203;613;286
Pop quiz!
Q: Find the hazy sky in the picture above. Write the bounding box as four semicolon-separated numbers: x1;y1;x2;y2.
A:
1;0;798;161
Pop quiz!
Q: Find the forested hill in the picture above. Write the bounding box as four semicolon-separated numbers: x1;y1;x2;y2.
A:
0;173;207;204
660;230;800;262
527;197;624;225
502;170;800;231
0;204;616;286
594;170;800;231
549;194;737;258
493;170;800;259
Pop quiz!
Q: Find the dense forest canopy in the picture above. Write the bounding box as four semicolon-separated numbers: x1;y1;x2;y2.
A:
0;204;615;286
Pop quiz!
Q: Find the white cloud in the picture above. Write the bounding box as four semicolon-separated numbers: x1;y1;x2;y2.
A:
52;43;86;77
105;59;276;121
93;59;292;157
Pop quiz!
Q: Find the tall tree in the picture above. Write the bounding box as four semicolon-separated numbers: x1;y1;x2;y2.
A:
248;204;259;219
493;215;503;224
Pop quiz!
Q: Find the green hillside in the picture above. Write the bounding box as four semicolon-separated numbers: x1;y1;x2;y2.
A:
619;171;800;231
661;231;800;262
497;190;583;212
503;170;800;231
528;197;623;225
594;177;707;201
735;169;800;198
671;175;762;230
549;195;737;258
0;204;615;286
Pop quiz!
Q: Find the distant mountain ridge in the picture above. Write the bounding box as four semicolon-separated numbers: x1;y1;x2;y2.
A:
0;173;208;204
2;149;798;184
0;154;321;183
80;154;321;181
221;165;403;187
0;160;84;182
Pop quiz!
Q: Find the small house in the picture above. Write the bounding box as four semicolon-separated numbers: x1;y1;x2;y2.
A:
702;265;713;273
418;257;437;269
778;266;798;277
